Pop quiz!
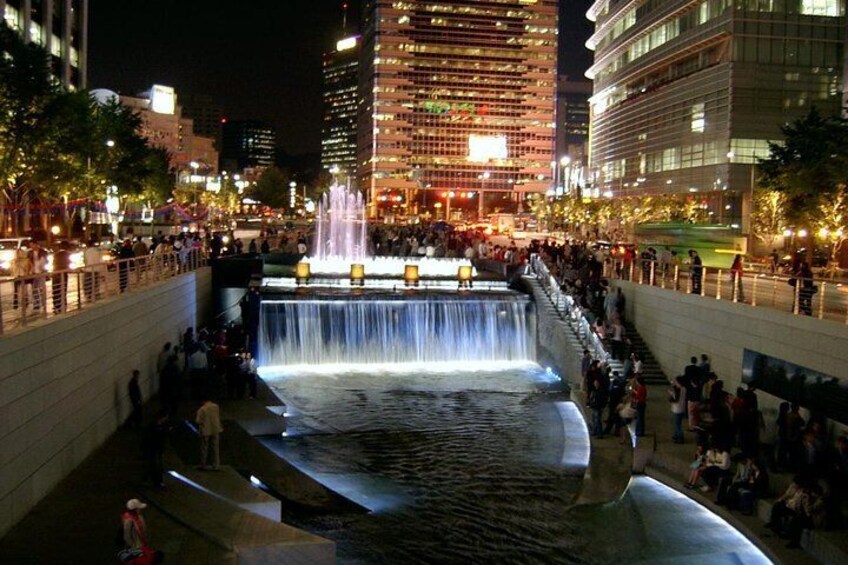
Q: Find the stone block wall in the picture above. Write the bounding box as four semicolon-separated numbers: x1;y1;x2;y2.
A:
615;280;848;428
0;268;212;536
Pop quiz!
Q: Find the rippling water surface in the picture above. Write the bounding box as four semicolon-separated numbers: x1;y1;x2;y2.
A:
261;363;586;564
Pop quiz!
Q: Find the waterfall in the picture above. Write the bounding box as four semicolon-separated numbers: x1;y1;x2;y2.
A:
258;294;535;366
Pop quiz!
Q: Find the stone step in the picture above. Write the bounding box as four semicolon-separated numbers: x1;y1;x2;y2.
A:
143;473;335;565
178;466;282;522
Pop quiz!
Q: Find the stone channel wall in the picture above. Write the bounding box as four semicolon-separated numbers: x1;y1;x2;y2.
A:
0;268;212;536
615;280;848;424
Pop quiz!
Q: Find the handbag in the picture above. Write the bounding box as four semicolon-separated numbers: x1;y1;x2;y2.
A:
618;403;637;419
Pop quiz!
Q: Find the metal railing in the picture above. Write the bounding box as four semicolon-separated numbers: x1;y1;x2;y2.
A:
604;258;848;324
531;255;610;364
0;249;207;335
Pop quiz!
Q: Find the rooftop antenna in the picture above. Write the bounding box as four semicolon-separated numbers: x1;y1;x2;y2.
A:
342;2;349;34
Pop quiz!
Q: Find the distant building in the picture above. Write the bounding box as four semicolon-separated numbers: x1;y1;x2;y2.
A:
107;85;218;175
556;78;592;196
221;120;276;173
585;0;845;230
322;35;360;178
181;93;224;152
358;0;559;219
2;0;88;89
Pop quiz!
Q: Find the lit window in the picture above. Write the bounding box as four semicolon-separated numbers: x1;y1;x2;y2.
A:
4;5;20;30
30;22;43;46
691;103;705;133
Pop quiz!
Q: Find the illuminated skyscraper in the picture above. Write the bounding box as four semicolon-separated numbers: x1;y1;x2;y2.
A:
1;0;88;89
221;120;276;173
586;0;845;231
322;35;360;178
359;0;558;219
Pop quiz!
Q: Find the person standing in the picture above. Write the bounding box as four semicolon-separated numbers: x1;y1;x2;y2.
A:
12;241;32;309
128;370;143;429
589;373;609;438
118;239;135;293
160;355;182;416
632;375;648;437
731;254;745;302
83;237;102;301
683;357;703;430
50;241;71;313
29;241;48;312
670;376;687;444
196;398;223;470
144;411;170;488
688;249;703;295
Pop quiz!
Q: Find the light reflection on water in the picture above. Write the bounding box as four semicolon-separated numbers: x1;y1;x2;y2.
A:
262;365;586;564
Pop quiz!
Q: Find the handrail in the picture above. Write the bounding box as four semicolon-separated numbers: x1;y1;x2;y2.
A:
602;257;848;324
530;255;611;364
0;248;208;336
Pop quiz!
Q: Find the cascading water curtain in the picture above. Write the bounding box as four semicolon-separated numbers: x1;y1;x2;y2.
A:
258;295;535;366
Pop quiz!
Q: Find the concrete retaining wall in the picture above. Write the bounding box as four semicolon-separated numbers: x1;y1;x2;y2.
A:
616;280;848;420
0;268;212;536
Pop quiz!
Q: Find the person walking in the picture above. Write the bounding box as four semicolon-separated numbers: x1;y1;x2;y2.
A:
670;376;687;443
196;398;223;470
160;354;182;416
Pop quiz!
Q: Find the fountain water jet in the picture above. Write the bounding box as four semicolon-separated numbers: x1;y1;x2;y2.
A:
303;182;474;278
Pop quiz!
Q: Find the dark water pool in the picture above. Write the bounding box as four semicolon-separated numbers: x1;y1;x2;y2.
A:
260;363;587;564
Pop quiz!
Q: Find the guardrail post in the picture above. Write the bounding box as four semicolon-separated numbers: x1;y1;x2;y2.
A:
674;265;679;291
793;279;800;315
818;282;826;319
751;275;758;307
716;269;723;300
650;261;656;286
772;276;778;307
629;261;634;282
701;268;706;297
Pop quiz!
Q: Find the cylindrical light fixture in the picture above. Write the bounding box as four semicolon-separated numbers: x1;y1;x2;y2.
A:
404;264;419;287
295;262;311;285
458;265;473;288
350;263;365;286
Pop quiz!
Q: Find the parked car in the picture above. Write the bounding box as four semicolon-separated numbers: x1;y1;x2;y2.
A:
0;237;32;276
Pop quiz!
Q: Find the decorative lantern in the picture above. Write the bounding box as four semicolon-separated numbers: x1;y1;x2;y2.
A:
295;262;310;285
404;264;419;287
350;263;365;286
458;265;473;288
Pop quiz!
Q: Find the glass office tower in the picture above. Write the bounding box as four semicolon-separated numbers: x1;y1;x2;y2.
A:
586;0;844;231
359;0;558;219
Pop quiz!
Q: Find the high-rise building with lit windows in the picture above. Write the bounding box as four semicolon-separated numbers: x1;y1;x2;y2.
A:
586;0;844;232
359;0;558;219
1;0;88;90
322;35;360;178
221;120;277;173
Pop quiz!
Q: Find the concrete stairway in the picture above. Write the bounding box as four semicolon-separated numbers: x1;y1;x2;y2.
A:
623;321;669;385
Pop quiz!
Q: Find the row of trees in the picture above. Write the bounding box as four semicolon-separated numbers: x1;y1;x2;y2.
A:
755;108;848;264
0;22;171;236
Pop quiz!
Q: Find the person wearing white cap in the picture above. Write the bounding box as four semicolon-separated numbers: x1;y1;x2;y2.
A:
118;499;164;564
121;499;148;550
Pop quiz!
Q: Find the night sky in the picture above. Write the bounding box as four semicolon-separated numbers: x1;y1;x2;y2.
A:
88;0;593;156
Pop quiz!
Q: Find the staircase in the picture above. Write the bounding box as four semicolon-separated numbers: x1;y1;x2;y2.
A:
623;321;668;385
